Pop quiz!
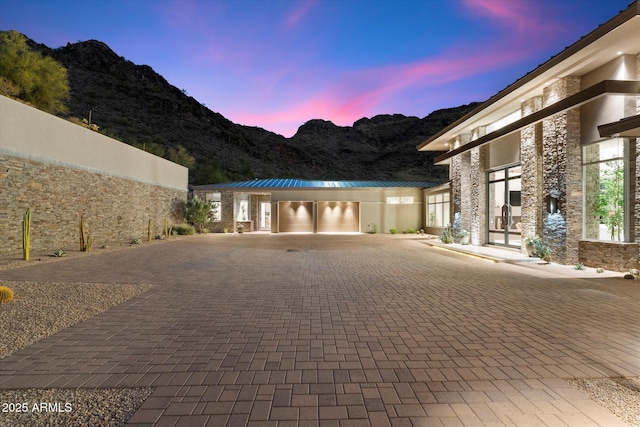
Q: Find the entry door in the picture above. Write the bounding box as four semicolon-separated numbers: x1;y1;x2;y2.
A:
487;165;522;247
259;202;271;231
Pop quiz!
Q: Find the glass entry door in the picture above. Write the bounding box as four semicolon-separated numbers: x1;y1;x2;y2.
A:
488;165;522;247
259;202;271;231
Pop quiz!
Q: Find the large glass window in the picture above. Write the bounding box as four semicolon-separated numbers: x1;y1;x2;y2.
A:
427;192;450;227
583;138;628;241
206;192;221;222
237;194;250;221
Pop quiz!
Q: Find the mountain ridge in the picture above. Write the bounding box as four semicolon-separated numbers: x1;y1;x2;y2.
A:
20;34;481;184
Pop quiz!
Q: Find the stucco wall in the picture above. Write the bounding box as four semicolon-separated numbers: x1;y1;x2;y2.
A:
0;96;188;254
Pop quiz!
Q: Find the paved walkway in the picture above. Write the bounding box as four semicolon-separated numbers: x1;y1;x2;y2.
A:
1;234;639;426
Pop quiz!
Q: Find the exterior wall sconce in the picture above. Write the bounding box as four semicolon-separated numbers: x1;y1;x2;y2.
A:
546;194;559;214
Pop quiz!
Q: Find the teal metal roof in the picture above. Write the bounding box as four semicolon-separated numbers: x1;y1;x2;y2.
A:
194;178;437;190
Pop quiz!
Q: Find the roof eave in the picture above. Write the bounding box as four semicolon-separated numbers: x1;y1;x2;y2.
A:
417;0;640;152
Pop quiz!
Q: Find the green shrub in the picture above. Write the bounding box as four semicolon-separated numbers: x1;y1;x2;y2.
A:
389;228;397;234
367;223;378;234
174;223;195;235
439;225;454;244
403;227;417;234
0;286;14;303
52;249;66;257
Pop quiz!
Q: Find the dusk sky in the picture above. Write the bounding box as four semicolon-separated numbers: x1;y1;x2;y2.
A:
0;0;631;137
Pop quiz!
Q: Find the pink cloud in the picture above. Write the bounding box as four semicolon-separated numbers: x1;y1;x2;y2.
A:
462;0;567;37
230;35;537;137
284;0;316;28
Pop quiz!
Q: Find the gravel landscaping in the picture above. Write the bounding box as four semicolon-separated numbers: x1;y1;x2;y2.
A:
0;280;153;359
567;377;640;426
0;256;154;427
0;387;153;427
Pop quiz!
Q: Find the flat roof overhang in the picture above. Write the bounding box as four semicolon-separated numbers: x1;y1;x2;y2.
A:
417;1;640;154
598;114;640;137
432;80;640;164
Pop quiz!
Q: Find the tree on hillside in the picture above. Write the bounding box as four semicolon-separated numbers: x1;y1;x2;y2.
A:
167;145;196;169
0;30;69;114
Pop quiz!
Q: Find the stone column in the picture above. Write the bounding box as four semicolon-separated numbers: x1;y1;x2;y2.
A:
636;53;640;265
470;144;487;245
520;96;543;250
542;76;581;264
450;134;471;234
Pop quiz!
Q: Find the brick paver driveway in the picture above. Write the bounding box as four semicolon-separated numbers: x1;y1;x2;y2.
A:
1;234;639;426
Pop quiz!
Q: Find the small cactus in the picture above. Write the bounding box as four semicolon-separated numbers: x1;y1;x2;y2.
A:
131;238;142;245
574;263;585;271
0;286;14;303
22;207;31;261
79;215;93;252
148;218;153;242
596;268;605;274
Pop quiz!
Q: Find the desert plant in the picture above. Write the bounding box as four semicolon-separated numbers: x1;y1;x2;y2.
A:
0;286;14;303
22;207;31;261
52;249;66;257
130;238;142;245
596;267;605;273
631;269;640;280
368;223;378;234
79;215;93;252
403;227;417;234
574;263;585;270
532;238;551;263
389;228;397;234
164;218;170;238
184;196;213;233
237;223;245;233
148;218;153;242
440;225;454;244
174;223;195;235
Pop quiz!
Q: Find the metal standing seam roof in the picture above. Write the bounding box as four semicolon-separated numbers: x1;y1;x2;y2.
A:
193;178;438;190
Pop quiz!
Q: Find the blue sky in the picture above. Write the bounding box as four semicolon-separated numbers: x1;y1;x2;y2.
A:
0;0;631;137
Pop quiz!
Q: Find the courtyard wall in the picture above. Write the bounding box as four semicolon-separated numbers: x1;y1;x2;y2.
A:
0;96;188;254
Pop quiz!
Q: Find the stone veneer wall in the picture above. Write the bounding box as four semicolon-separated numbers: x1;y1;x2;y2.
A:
541;76;581;264
635;137;640;267
195;191;235;233
1;154;186;254
520;96;544;246
579;241;638;271
470;145;487;245
459;152;472;234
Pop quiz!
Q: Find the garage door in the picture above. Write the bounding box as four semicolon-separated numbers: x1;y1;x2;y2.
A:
317;201;360;233
278;201;314;232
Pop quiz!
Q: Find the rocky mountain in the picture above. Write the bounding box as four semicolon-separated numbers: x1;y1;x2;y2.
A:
26;36;480;184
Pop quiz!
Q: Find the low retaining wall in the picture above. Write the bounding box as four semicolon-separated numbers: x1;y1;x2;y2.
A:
578;240;639;272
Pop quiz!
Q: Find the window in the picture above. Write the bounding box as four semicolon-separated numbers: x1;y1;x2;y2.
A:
427;192;450;227
237;194;249;221
386;197;400;204
206;192;221;222
583;138;629;241
400;196;414;204
386;196;414;205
